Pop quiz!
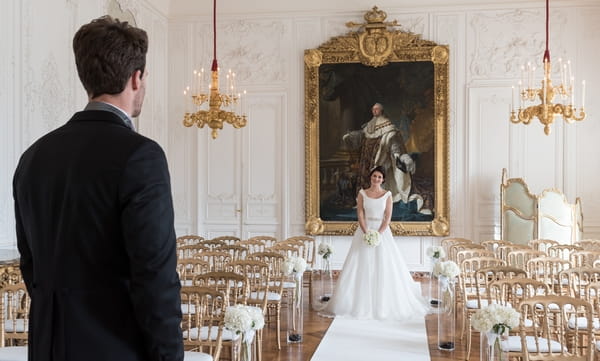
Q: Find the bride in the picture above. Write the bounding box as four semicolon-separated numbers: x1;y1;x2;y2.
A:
323;166;427;320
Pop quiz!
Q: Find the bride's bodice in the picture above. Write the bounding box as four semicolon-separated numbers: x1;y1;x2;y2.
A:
360;189;390;229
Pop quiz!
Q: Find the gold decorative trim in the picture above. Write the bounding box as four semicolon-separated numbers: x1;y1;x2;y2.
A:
304;7;450;236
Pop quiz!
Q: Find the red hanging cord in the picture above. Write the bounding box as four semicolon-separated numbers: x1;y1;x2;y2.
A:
543;0;550;63
211;0;218;71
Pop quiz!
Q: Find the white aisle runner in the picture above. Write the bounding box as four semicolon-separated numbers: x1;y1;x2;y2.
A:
310;317;430;361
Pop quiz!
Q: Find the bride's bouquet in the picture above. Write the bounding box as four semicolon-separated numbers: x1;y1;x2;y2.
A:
363;229;380;247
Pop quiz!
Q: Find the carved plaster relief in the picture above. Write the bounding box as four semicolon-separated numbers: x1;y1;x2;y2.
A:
469;8;567;79
211;20;288;84
40;55;69;132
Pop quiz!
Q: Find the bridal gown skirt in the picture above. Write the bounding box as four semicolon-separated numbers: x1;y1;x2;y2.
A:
324;226;427;321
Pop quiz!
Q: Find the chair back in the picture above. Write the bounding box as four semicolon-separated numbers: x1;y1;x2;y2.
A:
518;295;593;361
238;240;268;254
226;260;270;313
193;271;248;306
177;259;211;285
280;236;316;269
176;235;204;247
180;286;228;360
507;249;545;270
548;244;583;261
528;239;559;255
0;283;30;347
210;235;241;246
246;236;278;248
193;251;232;271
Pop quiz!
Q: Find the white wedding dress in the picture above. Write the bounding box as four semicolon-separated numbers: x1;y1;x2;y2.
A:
323;189;427;320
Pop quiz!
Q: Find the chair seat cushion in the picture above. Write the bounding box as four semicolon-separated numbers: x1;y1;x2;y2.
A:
502;335;565;352
183;326;240;341
250;291;281;301
567;316;600;330
466;299;489;309
184;351;213;361
0;346;27;361
4;319;28;333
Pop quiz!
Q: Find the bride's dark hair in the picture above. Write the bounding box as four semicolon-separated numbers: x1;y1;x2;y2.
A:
369;166;386;184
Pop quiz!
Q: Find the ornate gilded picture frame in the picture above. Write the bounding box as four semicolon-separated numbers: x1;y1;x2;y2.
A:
304;7;450;236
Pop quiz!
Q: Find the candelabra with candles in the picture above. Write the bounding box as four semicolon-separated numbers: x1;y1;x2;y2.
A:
182;0;247;139
509;0;586;135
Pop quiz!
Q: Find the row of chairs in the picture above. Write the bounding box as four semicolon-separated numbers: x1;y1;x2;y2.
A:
439;237;600;360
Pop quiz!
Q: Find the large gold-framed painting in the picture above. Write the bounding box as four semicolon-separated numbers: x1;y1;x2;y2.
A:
304;7;450;236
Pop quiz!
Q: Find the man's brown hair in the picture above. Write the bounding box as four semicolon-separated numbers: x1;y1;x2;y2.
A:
73;16;148;98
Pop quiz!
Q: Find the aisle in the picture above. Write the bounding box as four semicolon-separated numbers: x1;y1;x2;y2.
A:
310;317;430;361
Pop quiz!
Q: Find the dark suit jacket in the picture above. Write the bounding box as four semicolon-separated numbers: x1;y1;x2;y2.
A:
13;110;184;361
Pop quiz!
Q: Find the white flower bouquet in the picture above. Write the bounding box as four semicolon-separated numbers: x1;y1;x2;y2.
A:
433;260;460;279
318;242;334;259
471;304;520;335
363;229;380;247
283;255;308;277
426;245;446;260
224;304;265;335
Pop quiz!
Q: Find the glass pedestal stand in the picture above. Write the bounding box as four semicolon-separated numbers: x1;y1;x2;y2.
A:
437;275;456;351
287;274;303;343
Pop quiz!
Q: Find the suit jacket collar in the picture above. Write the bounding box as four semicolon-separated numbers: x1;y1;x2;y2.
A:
67;110;132;130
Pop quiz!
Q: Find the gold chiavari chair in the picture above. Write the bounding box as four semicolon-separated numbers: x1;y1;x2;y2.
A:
528;239;560;255
455;249;494;266
557;267;600;299
246;252;287;351
279;236;317;308
0;283;29;347
516;295;594;361
193;271;248;306
480;239;512;254
193;251;232;272
247;236;278;249
570;250;600;268
526;257;572;293
507;249;546;270
549;244;584;261
268;244;300;258
440;237;472;260
496;243;532;264
449;243;485;263
178;244;211;260
582;281;600;359
210;235;242;246
177;259;211;286
176;235;204;247
199;239;228;250
238;239;268;254
215;244;248;262
576;239;600;252
460;256;506;359
0;266;23;289
180;286;235;361
225;260;270;361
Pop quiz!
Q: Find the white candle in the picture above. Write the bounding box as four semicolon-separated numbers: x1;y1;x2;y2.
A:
571;76;575;105
518;80;523;109
511;86;515;110
582;80;586;109
527;62;532;90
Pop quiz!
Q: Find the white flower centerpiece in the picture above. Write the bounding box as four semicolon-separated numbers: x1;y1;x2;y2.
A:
283;255;308;343
315;243;334;308
317;242;333;260
363;229;380;247
224;304;265;361
426;245;446;260
426;245;446;307
471;304;520;361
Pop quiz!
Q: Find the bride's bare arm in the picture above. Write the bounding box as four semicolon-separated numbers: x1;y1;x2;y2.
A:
378;194;393;233
357;192;367;233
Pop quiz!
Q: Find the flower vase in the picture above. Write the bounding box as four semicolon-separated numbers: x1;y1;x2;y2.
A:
480;331;508;361
312;258;333;311
239;330;255;361
429;258;440;310
287;274;304;343
437;275;456;351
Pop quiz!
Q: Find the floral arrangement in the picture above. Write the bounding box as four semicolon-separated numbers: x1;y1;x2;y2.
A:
426;245;446;260
224;304;265;335
363;229;380;247
433;260;460;279
318;242;334;259
283;255;308;277
471;304;520;335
